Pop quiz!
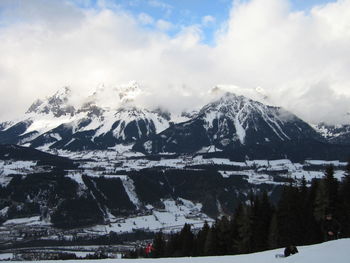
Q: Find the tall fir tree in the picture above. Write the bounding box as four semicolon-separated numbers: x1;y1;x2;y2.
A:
216;216;232;255
324;165;339;215
314;179;329;222
178;223;194;256
233;204;252;254
204;225;218;256
268;213;279;249
194;221;210;256
339;160;350;237
152;232;166;258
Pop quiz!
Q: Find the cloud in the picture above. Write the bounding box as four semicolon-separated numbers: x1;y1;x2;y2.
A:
147;0;173;17
202;15;216;27
138;12;154;25
0;0;350;125
155;19;173;31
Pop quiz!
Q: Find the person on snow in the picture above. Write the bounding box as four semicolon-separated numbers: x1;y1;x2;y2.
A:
322;213;340;241
284;245;298;257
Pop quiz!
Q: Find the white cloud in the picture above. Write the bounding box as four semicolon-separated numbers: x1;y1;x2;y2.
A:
138;12;154;25
148;0;173;17
155;19;173;31
202;15;216;26
0;0;350;125
148;0;172;10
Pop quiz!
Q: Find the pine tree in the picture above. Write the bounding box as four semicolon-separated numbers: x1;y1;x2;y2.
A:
194;221;210;256
261;192;274;249
339;160;350;237
233;204;252;254
216;216;232;255
276;185;304;246
324;165;339;214
314;179;329;222
152;232;166;258
299;177;322;244
165;233;178;257
204;225;218;256
268;213;278;249
178;223;194;256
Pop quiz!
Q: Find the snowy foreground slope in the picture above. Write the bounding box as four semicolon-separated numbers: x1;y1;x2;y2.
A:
5;239;350;263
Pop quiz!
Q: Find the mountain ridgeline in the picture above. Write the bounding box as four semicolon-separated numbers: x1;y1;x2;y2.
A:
0;87;350;161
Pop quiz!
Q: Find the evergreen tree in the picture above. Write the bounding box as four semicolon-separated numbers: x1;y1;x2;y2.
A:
194;221;210;256
268;213;278;249
165;233;178;257
276;185;304;246
251;192;273;252
324;165;339;214
216;216;232;255
204;225;218;256
178;223;194;256
233;204;252;254
314;179;329;222
152;232;166;258
300;178;322;244
339;160;350;237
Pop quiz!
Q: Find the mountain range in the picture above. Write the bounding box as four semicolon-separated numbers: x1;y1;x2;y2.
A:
1;84;350;161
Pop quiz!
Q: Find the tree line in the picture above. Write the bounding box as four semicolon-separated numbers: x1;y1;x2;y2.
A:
125;162;350;258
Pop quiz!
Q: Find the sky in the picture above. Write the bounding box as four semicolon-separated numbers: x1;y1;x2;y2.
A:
0;0;350;124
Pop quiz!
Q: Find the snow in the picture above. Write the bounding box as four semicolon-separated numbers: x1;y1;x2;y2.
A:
305;160;347;166
66;172;87;189
90;198;213;235
25;113;77;135
255;104;290;141
4;239;350;263
143;141;153;154
3;216;51;226
121;177;142;210
0;253;12;260
234;105;246;144
0;206;9;217
0;160;38;184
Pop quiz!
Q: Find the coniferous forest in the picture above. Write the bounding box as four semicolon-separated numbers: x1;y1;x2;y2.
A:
125;163;350;258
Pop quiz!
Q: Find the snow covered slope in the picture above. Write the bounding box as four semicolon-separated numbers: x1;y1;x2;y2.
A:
4;239;350;263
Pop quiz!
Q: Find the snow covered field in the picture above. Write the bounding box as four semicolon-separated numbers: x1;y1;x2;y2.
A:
2;239;349;263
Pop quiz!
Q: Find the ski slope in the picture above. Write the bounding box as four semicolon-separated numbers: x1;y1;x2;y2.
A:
4;239;349;263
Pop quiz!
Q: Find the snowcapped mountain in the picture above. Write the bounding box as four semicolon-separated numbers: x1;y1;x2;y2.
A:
134;93;350;161
0;86;78;146
1;86;350;160
210;85;270;104
29;106;170;151
197;93;321;145
26;86;76;117
314;122;350;145
0;84;171;151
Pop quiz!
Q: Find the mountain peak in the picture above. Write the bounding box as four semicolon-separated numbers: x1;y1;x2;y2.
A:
210;85;269;103
199;92;253;116
115;81;142;104
26;86;75;117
